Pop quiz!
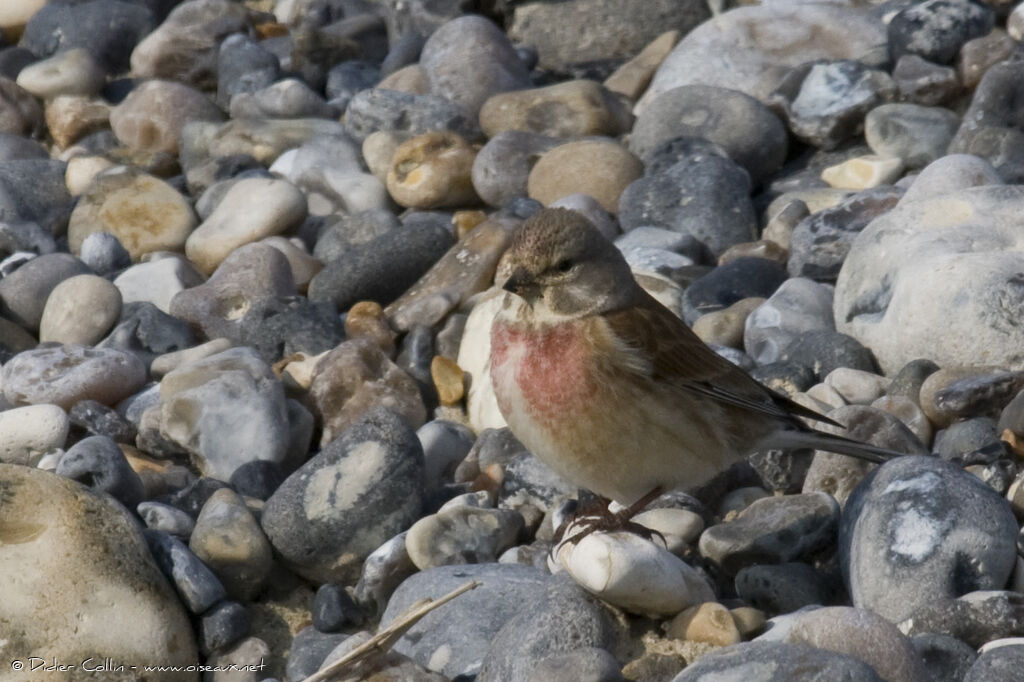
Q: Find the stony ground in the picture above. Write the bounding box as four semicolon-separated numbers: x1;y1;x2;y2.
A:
0;0;1024;680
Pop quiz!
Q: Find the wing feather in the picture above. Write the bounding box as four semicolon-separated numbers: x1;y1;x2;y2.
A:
603;291;840;429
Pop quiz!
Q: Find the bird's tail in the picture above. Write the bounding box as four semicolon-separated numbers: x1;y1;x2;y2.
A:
760;428;908;464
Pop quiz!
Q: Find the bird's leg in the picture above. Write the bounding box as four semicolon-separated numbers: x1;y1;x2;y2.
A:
555;486;666;548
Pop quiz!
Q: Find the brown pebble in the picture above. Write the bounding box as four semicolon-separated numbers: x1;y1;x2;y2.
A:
431;356;465;406
344;300;396;355
730;606;766;638
386;130;479;209
718;240;788;267
452;210;487;240
666;602;742;647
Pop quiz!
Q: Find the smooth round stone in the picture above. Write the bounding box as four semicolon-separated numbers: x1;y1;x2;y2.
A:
683;258;786;325
156;347;292;481
699;493;840;574
406;506;524;570
638;3;887;109
759;606;929;682
899;591;1024;646
918;366;1024;428
736;561;831;615
666;601;742;647
343;88;480;143
169;243;297;341
0;464;197;668
957;29;1015;90
45;94;112;150
313;583;364;633
911;633;978;682
3;345;146;410
386;131;478;209
229;77;336;119
261;408;425;583
376;63;428;94
198;600;249;656
16;48;106;99
865;103;960;169
692;297;764;349
631;508;704;555
270;137;388;218
68;166;198;262
619;154;757;257
871;395;933;446
185;177;307;275
964;643;1024;682
630;84;787;185
38;273;121;346
352;532;416;616
56;434;144;508
110;79;224;154
130;0;252;87
948;61;1024;182
259;236;322;293
114;254;204;314
144;528;226;614
0;403;69;465
840;456;1018;623
419;15;530;118
79;232;131;275
362;130;405;182
824;368;889;405
307;339;427;446
770;60;897;150
326;59;381;106
508;0;705;75
528;139;642;213
137;500;195;538
64;154;115;196
0;0;46;35
479;80;632;139
888;0;994;65
471;130;559;208
216;33;280;109
673;640;884;681
933;417;999;459
555;528;714;616
821;155;904;190
787;186;902;282
0;252;90;332
839;183;1024;372
189;488;273;601
0;76;43;137
530;648;625;682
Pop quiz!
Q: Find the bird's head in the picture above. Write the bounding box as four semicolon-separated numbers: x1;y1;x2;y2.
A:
498;208;637;318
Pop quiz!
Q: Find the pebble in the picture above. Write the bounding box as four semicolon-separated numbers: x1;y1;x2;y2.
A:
79;232;131;275
957;29;1015;90
137;500;196;539
67;166;198;261
735;562;831;615
406;505;524;570
189;488;273;601
344;88;480;143
864;103;961;169
949;60;1024;182
0;464;197;671
698;492;839;574
3;345;147;410
16;48;106;99
919;366;1024;428
110;79;224;154
56;434;144;508
261;408;425;584
673;640;884;681
840;455;1018;623
682;257;787;325
420;15;531;117
147;530;227;611
888;0;994;65
155;347;292;481
479;80;632;139
760;606;929;682
312;583;363;633
198;600;250;656
692;297;765;349
215;33;279;110
963;643;1024;682
770;60;897;150
0;77;43;138
46;95;112;149
821;155;904;190
186;177;307;275
743;277;835;365
39;273;122;345
824;368;889;405
619;152;758;257
529;648;626;682
898;591;1024;647
911;633;978;682
528;139;643;213
667;601;742;647
386;130;478;209
0;403;69;465
0;252;90;332
637;2;887;107
630;84;787;185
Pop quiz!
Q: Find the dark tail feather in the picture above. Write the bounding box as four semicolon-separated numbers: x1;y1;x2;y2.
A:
760;428;908;465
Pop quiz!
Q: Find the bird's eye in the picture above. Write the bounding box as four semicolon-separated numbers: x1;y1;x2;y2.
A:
555;258;573;273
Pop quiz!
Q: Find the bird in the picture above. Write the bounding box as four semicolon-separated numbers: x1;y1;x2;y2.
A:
488;208;902;530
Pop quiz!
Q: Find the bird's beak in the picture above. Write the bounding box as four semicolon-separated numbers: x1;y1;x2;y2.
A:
502;267;537;298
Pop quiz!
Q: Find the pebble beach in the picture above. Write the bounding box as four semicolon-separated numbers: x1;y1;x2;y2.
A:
2;0;1024;680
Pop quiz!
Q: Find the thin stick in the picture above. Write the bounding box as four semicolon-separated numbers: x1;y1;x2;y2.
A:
301;579;481;682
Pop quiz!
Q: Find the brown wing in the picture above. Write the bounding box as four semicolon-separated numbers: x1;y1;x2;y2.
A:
604;290;840;428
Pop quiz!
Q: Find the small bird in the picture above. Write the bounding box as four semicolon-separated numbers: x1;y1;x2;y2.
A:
489;208;900;518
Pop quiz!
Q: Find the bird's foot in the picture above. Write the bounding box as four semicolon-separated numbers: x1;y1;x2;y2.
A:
554;487;666;548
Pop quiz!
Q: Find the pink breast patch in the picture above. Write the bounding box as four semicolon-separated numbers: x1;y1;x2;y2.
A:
498;322;593;421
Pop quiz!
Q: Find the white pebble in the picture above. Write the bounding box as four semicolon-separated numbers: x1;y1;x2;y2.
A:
0;404;70;466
